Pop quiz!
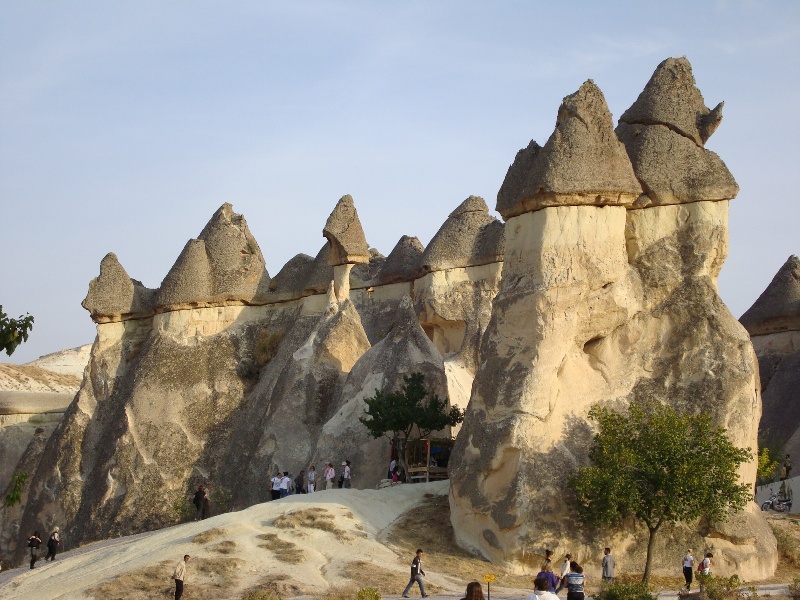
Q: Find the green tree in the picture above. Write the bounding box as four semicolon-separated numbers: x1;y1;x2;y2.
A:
568;400;752;583
757;446;780;484
0;306;34;356
359;372;464;478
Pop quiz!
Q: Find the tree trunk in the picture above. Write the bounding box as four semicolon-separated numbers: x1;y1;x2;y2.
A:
642;525;660;583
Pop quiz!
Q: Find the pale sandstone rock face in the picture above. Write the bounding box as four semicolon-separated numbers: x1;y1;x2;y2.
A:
323;195;371;266
742;257;800;467
496;81;641;219
449;62;773;579
312;296;450;488
82;253;155;322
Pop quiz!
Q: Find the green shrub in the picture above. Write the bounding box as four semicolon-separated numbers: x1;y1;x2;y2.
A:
254;331;285;366
241;590;282;600
4;471;28;507
591;581;654;600
171;495;196;524
788;578;800;597
697;574;758;600
356;587;382;600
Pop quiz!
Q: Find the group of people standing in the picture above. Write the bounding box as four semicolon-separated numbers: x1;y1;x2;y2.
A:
682;549;713;591
269;460;352;499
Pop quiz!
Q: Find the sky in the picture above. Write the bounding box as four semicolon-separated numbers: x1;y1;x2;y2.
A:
1;1;799;364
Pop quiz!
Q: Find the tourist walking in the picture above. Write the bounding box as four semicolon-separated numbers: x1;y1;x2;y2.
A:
27;531;42;569
192;485;206;519
698;552;712;594
173;554;190;600
324;462;336;490
295;470;307;494
280;471;291;498
555;553;572;593
44;527;61;561
461;581;485;600
535;561;558;592
602;547;615;583
564;561;585;600
527;575;559;600
270;471;282;500
401;548;427;597
682;549;695;590
342;460;352;489
307;465;316;493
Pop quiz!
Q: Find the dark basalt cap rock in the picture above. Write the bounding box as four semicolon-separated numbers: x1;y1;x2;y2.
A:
198;203;267;300
155;239;213;308
619;57;723;146
419;196;505;275
740;255;800;336
374;236;425;286
82;253;155;321
496;80;641;219
616;122;739;207
323;195;370;266
616;58;738;207
267;253;315;302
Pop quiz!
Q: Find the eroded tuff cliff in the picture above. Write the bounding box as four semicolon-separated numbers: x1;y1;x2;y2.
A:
3;192;500;562
449;57;775;578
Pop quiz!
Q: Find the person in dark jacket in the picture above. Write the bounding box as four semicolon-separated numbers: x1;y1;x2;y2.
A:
44;527;60;561
535;561;559;592
27;531;42;569
295;470;307;494
401;548;427;597
192;485;206;520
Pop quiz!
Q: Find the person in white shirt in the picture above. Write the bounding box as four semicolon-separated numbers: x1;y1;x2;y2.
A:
173;554;190;600
307;465;316;493
388;458;397;479
342;460;352;489
270;471;282;501
682;549;695;590
554;553;572;593
279;471;291;498
324;463;336;490
527;576;560;600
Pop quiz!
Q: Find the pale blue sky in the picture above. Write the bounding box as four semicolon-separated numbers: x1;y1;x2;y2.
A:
2;1;799;363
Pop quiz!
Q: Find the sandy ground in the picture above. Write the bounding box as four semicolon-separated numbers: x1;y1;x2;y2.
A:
0;481;452;599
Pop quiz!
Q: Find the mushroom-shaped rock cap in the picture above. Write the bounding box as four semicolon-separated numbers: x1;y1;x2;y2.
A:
374;236;425;286
82;253;155;322
496;80;641;219
620;57;724;146
323;195;370;266
420;196;505;274
198;203;267;299
740;256;800;336
155;239;214;308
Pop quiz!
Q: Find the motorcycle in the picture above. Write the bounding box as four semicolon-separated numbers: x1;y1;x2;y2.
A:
761;492;793;512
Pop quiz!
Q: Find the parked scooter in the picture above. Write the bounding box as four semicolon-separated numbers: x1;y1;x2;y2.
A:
761;492;793;512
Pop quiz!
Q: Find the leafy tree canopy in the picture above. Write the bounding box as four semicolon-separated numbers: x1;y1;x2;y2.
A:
568;399;752;582
0;306;34;357
359;371;464;443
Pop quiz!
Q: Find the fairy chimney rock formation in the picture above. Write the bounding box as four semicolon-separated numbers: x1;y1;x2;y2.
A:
616;57;738;207
741;256;800;336
449;58;773;579
323;195;370;266
496;80;642;219
82;253;155;322
419;196;505;274
374;236;425;286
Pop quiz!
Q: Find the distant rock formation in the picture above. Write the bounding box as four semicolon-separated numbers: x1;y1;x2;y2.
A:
450;57;774;579
742;256;800;463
